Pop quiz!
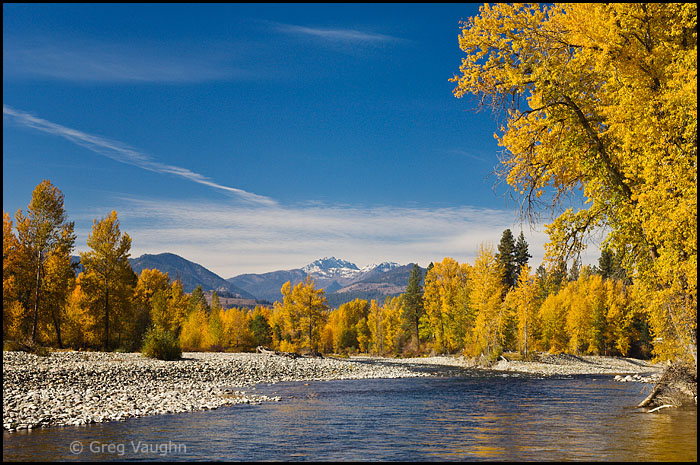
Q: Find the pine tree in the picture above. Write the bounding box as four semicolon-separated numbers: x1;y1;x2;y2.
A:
401;263;424;346
514;231;531;270
496;229;518;291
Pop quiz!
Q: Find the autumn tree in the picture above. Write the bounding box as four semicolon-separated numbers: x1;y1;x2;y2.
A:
3;212;21;339
220;307;254;351
537;287;570;354
207;293;225;350
13;180;76;344
80;210;136;351
468;244;504;357
40;251;76;347
133;268;170;340
167;279;190;335
422;257;471;354
367;299;384;354
325;299;370;354
452;3;697;364
504;265;540;356
277;276;328;353
382;296;406;356
179;299;209;351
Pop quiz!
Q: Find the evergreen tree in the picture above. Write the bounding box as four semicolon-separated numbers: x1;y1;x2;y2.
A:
401;263;424;345
514;231;531;270
496;229;518;291
249;311;272;347
597;247;628;283
189;285;210;314
568;258;581;282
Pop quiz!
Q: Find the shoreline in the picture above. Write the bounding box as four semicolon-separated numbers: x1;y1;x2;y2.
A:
2;350;663;432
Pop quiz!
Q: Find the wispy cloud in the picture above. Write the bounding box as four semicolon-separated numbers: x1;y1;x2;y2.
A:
2;38;250;83
448;149;489;164
3;105;276;206
275;23;402;44
77;196;562;278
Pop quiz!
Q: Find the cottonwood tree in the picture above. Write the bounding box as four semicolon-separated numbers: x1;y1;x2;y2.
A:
504;265;540;356
278;276;328;353
13;180;76;344
469;244;505;357
452;3;696;364
423;257;471;354
80;210;136;351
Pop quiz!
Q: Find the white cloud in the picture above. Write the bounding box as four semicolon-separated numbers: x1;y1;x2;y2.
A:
275;23;402;44
3;105;276;206
73;196;578;278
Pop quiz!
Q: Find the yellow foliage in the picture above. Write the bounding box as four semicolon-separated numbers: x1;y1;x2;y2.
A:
63;284;100;349
179;304;209;351
220;307;254;351
504;265;540;355
423;257;471;353
452;3;697;363
467;245;505;357
276;277;328;352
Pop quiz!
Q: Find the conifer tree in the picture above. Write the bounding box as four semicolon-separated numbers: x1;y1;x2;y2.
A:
496;229;518;291
514;231;531;270
402;263;424;346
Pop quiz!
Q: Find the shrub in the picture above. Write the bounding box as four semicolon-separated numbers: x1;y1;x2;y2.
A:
141;327;182;361
3;340;50;356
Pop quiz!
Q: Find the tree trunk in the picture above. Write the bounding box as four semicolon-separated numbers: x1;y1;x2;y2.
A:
415;317;420;348
104;284;110;351
31;250;42;343
52;311;63;349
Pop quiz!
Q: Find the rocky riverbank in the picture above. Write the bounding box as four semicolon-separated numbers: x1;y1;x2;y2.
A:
487;353;664;382
2;351;429;432
3;350;667;432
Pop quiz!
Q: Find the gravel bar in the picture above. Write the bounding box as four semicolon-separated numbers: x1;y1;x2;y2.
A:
2;351;664;432
2;351;429;432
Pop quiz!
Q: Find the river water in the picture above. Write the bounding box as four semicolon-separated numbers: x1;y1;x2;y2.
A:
3;373;697;461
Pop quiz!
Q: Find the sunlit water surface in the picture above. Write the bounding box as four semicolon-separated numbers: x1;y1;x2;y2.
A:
3;373;697;461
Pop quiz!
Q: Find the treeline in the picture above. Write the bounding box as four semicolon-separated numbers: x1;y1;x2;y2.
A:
2;180;274;353
269;237;650;360
3;180;652;361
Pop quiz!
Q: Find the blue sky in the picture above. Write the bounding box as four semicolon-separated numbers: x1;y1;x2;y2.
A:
3;4;597;277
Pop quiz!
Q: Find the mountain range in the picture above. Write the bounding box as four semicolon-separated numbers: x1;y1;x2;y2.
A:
120;253;421;308
128;253;256;299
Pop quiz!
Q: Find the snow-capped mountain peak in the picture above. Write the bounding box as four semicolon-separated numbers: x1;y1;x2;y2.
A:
359;262;401;273
302;257;359;276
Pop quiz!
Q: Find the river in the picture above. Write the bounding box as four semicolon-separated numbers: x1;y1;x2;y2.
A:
2;373;696;461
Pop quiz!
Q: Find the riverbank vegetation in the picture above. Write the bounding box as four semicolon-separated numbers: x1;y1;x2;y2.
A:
0;187;668;365
3;3;695;385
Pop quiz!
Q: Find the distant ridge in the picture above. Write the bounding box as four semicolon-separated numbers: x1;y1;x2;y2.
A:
128;253;255;298
229;258;420;308
227;269;309;304
76;252;422;307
